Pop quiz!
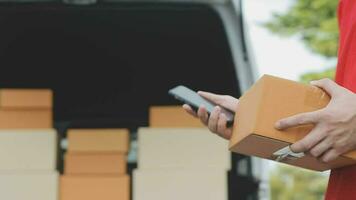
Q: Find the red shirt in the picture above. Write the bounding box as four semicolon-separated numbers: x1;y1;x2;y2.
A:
325;0;356;199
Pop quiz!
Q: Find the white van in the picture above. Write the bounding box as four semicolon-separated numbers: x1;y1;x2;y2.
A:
0;0;265;199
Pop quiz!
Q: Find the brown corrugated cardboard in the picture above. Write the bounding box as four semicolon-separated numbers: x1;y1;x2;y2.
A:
133;169;227;200
137;128;230;170
0;171;58;200
149;106;204;127
67;129;129;153
0;89;52;109
64;153;127;175
60;175;130;200
229;74;356;171
0;110;52;128
0;129;57;170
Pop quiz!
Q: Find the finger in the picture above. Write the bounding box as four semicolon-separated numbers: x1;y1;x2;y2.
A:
311;78;340;96
197;106;209;126
218;96;238;112
182;104;198;118
320;149;340;163
208;106;221;133
217;113;232;140
198;91;225;104
223;128;232;140
309;137;333;157
275;111;322;130
290;126;326;153
217;113;227;139
198;91;238;112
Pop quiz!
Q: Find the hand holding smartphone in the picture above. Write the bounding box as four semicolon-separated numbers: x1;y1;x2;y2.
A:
168;85;235;127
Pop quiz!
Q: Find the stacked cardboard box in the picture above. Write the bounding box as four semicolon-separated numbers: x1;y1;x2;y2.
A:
0;89;53;128
0;89;58;200
149;106;204;128
134;169;227;200
133;106;230;200
61;129;130;200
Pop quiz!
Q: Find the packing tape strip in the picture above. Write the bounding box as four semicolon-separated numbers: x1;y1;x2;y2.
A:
273;146;305;162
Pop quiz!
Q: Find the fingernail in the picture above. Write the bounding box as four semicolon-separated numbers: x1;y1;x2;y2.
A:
310;80;316;84
275;121;281;129
216;106;221;111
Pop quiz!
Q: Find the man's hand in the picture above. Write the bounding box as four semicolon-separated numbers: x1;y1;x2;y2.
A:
183;91;239;140
275;78;356;163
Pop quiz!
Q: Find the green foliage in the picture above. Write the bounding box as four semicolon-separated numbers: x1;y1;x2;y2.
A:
270;164;328;200
300;67;335;83
266;2;338;197
265;0;339;58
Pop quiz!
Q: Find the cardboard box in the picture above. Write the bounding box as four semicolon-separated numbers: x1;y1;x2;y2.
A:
133;169;227;200
0;89;52;109
60;175;130;200
67;129;129;153
0;129;57;170
138;128;230;170
149;106;204;127
64;153;127;175
229;75;356;171
0;171;58;200
0;110;52;128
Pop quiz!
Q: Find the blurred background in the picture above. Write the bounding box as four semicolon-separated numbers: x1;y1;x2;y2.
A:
245;0;336;199
246;0;337;82
0;0;338;199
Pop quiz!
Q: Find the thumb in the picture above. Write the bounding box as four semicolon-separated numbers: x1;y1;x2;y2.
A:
310;78;340;96
198;91;225;105
198;91;238;112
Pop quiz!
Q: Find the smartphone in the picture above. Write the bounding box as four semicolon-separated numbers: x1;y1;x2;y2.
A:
168;85;235;127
